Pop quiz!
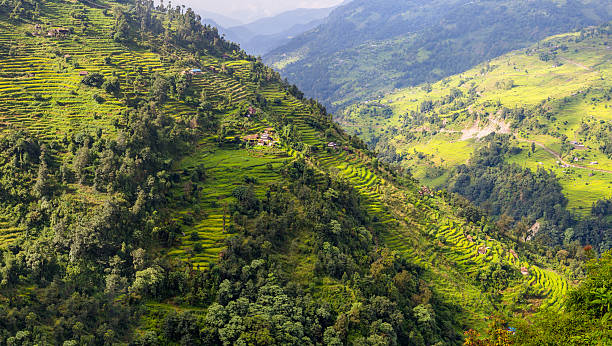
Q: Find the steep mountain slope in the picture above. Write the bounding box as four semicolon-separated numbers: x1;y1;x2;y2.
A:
339;25;612;251
0;0;586;344
265;0;612;111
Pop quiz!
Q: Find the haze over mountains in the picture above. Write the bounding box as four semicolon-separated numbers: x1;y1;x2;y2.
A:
196;1;350;56
219;6;337;56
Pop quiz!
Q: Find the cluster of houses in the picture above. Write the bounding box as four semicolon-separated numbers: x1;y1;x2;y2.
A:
245;107;257;118
243;128;278;147
47;28;71;37
32;25;72;38
418;186;434;198
556;161;571;168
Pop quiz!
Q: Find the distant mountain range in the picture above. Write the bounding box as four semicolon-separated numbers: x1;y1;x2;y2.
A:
197;9;245;28
199;5;343;56
264;0;612;111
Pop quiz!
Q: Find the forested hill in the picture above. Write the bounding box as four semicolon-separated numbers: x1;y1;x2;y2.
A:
264;0;612;112
0;0;608;344
338;26;612;253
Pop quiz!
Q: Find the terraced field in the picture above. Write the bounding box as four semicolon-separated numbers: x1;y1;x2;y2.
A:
305;145;568;322
0;0;276;251
168;139;290;270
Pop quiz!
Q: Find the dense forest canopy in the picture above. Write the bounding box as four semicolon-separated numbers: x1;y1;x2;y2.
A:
448;134;611;252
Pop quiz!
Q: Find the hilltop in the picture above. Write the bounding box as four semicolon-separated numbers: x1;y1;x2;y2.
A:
339;25;612;252
0;0;608;344
265;0;612;112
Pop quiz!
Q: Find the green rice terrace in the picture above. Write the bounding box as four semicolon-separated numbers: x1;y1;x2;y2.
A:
339;26;612;213
0;0;603;344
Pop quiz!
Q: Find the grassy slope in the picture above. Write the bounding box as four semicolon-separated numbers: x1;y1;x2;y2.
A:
0;0;570;333
340;29;612;213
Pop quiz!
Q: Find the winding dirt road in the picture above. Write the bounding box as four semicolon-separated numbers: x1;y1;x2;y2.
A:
520;139;612;174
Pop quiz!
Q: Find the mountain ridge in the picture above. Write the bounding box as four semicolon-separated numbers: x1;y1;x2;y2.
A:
265;0;612;111
0;0;606;344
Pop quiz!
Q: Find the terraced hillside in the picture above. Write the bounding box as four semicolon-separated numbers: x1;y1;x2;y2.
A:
305;146;569;327
340;26;612;213
0;0;582;344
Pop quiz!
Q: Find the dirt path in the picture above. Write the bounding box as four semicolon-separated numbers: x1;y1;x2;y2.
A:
560;58;593;71
519;139;612;174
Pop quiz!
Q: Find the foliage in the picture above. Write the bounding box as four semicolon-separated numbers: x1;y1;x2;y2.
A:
513;251;612;345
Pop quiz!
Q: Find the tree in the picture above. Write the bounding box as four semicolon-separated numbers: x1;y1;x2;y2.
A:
150;74;169;104
74;145;90;184
129;265;165;298
102;77;121;96
81;73;105;88
175;74;190;100
33;150;50;198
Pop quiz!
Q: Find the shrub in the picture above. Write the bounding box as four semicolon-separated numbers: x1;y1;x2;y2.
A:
102;78;120;95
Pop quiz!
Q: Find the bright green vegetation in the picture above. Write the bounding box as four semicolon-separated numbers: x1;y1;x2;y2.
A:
466;251;611;345
265;0;612;112
340;26;612;251
0;0;604;344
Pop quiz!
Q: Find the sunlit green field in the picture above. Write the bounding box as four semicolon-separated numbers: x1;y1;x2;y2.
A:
340;29;612;211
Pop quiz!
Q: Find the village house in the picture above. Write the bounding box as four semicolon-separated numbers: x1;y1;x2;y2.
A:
79;71;89;76
47;28;71;38
477;246;488;255
590;161;599;165
243;134;259;144
466;234;474;242
327;142;337;149
243;128;278;148
571;140;586;149
520;267;530;276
